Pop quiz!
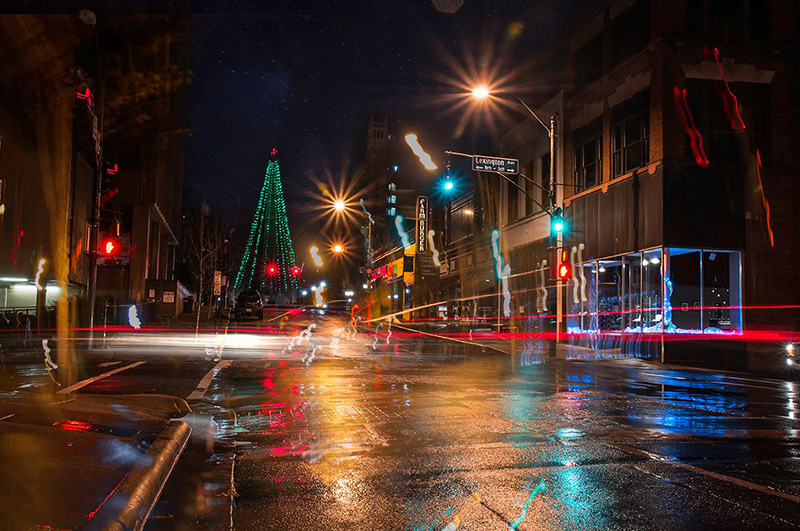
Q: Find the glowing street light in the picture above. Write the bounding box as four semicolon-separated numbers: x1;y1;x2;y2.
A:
333;199;346;212
332;243;344;254
471;85;490;100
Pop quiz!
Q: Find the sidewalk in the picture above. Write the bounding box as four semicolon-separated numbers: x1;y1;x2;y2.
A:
0;393;191;530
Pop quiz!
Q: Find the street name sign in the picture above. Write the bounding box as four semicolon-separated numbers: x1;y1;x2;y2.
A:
472;155;519;174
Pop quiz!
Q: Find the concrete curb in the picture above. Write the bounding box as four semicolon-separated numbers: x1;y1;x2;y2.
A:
85;420;192;531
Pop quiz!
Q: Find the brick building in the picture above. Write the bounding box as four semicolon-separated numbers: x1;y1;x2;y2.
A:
490;0;798;372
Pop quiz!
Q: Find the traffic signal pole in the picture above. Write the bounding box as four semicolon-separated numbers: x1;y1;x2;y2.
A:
550;114;563;349
444;98;560;349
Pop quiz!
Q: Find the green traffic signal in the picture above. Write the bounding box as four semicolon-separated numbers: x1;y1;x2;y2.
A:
551;207;565;234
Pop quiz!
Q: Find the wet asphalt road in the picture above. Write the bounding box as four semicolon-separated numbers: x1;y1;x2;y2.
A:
3;310;800;529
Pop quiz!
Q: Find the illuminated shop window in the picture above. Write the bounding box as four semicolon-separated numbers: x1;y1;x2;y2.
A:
664;248;742;334
568;247;741;338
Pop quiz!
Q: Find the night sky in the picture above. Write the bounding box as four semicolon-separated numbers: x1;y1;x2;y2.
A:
184;0;572;253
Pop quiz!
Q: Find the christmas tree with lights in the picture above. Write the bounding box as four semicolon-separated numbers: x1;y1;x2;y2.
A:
233;148;299;298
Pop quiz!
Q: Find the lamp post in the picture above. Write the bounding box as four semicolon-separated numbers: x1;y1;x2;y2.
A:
472;85;563;352
326;197;374;289
471;86;557;209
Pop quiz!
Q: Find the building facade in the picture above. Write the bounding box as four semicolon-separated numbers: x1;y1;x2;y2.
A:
504;0;798;371
0;13;191;328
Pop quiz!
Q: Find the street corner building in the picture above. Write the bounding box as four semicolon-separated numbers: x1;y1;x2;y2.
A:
0;13;192;330
493;0;799;373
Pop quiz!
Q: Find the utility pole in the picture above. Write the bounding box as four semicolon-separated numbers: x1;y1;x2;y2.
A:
79;10;103;341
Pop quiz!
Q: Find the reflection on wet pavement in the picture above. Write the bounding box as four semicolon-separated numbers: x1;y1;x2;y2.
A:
23;313;794;530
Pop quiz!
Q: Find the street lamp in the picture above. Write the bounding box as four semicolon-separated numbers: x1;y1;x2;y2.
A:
469;84;557;210
333;199;346;212
332;243;344;254
471;85;490;100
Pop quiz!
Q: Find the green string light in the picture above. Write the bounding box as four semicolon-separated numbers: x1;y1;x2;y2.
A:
233;151;299;296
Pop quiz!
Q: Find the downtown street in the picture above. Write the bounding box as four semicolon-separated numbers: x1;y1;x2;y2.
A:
2;2;800;529
0;311;797;529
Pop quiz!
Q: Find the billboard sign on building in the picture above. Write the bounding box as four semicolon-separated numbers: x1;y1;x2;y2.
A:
370;264;389;280
416;196;428;254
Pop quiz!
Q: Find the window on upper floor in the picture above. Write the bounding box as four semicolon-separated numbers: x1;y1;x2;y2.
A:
573;118;603;192
505;176;519;225
612;90;650;177
523;161;540;217
685;79;770;165
573;33;603;88
686;0;768;44
611;0;650;67
541;153;552;208
448;194;475;244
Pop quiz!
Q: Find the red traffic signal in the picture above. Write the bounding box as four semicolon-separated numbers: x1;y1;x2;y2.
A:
290;265;302;277
266;263;277;276
100;237;121;256
557;248;571;281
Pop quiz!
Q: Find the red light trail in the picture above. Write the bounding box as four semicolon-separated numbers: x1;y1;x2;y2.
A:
673;86;710;168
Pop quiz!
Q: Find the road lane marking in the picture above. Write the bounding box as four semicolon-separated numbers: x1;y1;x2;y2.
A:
57;361;146;394
391;322;509;354
608;442;800;503
266;309;299;323
229;454;236;530
187;359;233;400
98;361;122;368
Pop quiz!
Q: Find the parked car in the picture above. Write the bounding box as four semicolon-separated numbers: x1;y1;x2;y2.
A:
234;290;264;320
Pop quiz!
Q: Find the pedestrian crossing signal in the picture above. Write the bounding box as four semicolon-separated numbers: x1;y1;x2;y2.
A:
100;237;121;256
557;248;571;281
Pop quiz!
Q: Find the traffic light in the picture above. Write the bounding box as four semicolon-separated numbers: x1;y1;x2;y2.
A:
290;265;302;277
550;207;565;235
100;236;121;257
556;248;571;281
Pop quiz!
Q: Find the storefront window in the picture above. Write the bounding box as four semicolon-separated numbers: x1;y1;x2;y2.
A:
567;247;741;341
623;252;642;331
702;250;742;332
665;247;742;334
567;261;597;333
598;258;623;332
666;248;702;331
642;249;662;332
